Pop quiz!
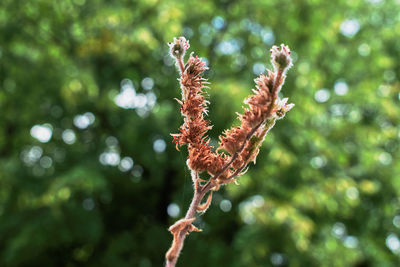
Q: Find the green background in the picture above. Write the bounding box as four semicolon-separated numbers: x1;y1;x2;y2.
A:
1;0;400;266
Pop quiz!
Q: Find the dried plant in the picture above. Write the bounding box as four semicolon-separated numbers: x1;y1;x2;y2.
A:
165;37;294;267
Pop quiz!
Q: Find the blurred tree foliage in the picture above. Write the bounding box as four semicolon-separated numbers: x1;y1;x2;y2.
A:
0;0;400;266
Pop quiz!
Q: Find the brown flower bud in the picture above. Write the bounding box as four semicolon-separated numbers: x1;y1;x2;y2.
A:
185;53;208;76
168;37;190;59
270;44;293;72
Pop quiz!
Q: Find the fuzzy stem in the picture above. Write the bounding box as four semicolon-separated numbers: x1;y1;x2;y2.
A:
165;183;205;267
177;56;185;74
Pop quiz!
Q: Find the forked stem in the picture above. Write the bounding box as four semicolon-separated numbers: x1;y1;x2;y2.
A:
165;38;294;267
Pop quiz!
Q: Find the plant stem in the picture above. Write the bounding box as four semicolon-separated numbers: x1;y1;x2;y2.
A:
165;185;205;267
165;67;285;266
177;56;185;74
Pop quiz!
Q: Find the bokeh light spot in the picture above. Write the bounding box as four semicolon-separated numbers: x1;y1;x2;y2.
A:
332;222;346;238
386;233;400;253
343;236;358;248
379;152;392;165
314;89;330;103
153;138;166;153
334;80;349;96
270;253;285;266
253;62;265;75
167;203;180;218
30;124;53;143
115;79;137;109
74;112;95;129
358;43;371;56
39;156;53;169
62;129;76;145
21;146;43;166
82;198;95;211
119;156;134;172
131;165;144;178
393;216;400;228
141;77;154;90
212;16;225;30
99;152;120;166
310;156;327;168
346;187;359;200
220;199;232;212
340;19;360;37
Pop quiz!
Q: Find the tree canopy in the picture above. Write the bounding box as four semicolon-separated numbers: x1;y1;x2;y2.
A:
0;0;400;266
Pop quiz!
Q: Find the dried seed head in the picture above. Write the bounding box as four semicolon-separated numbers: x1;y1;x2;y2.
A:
218;125;251;154
270;44;293;72
185;53;208;76
168;36;190;59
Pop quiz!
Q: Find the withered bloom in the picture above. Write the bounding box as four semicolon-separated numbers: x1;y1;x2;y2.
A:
165;38;295;267
168;39;223;175
217;44;294;176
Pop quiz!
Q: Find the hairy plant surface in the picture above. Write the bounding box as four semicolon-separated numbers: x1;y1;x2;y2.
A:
165;37;294;267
